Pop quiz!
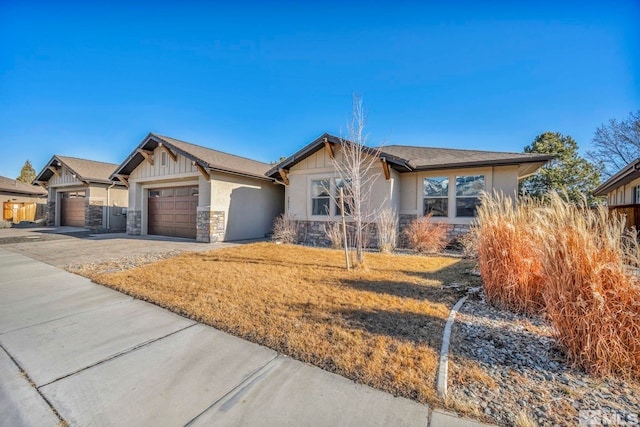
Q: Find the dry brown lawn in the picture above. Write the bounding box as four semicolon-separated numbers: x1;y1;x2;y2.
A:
85;242;480;404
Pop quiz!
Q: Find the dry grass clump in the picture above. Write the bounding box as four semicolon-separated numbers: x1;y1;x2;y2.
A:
87;242;481;405
376;207;398;254
535;193;640;378
323;221;344;249
475;192;545;315
404;213;449;254
272;213;298;244
476;191;640;378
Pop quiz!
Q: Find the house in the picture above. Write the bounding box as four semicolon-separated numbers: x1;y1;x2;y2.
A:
266;133;553;245
110;133;283;242
593;158;640;229
0;175;47;224
593;159;640;206
33;156;128;230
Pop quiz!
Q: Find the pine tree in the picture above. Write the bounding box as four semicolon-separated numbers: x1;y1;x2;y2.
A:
16;160;37;184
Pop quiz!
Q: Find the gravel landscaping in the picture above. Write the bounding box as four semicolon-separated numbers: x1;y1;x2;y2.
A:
447;295;640;427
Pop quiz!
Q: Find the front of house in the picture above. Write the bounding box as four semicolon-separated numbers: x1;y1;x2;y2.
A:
33;156;128;230
110;133;284;242
267;133;553;245
593;158;640;230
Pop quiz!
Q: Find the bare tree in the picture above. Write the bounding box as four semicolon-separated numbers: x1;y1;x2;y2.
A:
587;110;640;178
330;95;383;266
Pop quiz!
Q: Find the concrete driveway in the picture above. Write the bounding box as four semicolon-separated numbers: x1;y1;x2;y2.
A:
0;227;242;267
0;228;490;427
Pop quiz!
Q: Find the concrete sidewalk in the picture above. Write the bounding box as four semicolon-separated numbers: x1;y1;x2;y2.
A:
0;248;492;427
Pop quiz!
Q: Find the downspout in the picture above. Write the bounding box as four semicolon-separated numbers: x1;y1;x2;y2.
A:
106;182;116;229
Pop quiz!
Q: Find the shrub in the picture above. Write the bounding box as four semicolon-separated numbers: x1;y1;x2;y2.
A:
0;220;11;229
475;192;545;315
272;213;298;244
376;207;398;254
323;222;344;249
403;213;449;254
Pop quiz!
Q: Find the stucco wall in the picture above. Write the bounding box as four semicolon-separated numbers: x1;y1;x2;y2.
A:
210;173;284;241
399;165;518;225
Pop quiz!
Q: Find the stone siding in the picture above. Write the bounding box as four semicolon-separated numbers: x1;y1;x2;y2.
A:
197;210;225;243
127;210;142;235
46;201;56;226
296;215;471;250
86;202;104;229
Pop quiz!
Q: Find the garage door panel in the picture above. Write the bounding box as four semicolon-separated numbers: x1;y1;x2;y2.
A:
61;194;86;227
148;187;197;239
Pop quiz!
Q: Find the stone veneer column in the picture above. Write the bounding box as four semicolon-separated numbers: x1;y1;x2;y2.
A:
86;201;104;229
197;210;225;243
126;210;142;235
46;201;56;226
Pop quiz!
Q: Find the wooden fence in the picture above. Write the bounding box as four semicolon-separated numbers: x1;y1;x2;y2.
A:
2;202;37;223
608;204;640;231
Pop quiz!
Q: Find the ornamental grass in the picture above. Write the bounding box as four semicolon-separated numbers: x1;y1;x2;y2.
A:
476;191;640;378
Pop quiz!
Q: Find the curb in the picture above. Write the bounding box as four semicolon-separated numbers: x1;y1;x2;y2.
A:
436;295;467;399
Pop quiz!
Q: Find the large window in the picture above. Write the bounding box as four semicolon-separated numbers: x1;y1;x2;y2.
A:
423;177;449;217
311;179;331;215
456;175;484;217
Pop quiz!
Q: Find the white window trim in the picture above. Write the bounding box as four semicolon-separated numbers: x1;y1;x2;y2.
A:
417;168;491;224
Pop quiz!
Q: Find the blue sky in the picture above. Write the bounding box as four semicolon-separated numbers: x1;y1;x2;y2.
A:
1;1;638;179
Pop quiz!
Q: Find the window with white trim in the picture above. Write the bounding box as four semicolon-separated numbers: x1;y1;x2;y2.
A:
161;151;168;167
311;179;330;215
455;175;484;217
423;177;449;217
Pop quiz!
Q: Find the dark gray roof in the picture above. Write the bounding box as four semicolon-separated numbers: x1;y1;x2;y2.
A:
380;145;554;170
266;133;553;179
0;175;47;196
111;133;272;181
34;155;121;185
593;158;640;197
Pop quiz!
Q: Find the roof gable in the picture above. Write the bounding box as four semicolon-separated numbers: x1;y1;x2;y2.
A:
34;155;121;185
111;133;273;182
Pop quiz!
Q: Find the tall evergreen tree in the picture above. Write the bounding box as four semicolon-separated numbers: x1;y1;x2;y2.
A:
16;160;37;184
520;132;601;204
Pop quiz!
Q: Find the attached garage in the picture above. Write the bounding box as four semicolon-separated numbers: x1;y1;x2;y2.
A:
148;186;197;239
60;191;86;227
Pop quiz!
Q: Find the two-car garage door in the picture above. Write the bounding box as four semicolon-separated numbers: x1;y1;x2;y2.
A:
148;186;198;239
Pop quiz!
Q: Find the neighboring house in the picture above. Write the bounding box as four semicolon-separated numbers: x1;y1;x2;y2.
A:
110;133;283;242
0;175;47;223
33;156;128;230
266;133;553;245
593;158;640;230
593;158;640;207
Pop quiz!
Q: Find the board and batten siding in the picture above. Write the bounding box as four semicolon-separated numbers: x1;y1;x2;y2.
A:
129;146;198;180
48;167;86;188
284;146;400;221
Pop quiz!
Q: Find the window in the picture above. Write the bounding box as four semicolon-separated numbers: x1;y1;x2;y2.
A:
334;178;352;216
149;190;161;198
456;175;484;217
423;177;449;217
635;186;640;204
311;179;330;215
161;151;168;167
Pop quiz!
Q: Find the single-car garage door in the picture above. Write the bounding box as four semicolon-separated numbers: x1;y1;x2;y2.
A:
148;186;198;239
60;191;86;227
